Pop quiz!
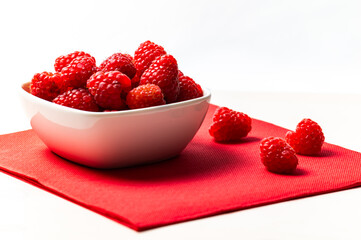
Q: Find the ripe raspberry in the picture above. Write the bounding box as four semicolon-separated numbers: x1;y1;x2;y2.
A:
178;70;184;78
209;107;252;142
123;53;133;62
134;40;166;74
285;118;325;155
179;70;203;96
131;70;142;88
87;71;131;110
139;54;179;103
195;83;203;96
59;56;97;93
98;53;136;79
260;137;298;174
177;71;203;102
126;84;166;109
30;72;61;101
53;88;99;112
54;51;95;72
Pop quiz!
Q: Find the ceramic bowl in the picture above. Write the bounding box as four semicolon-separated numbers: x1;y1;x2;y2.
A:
19;82;211;169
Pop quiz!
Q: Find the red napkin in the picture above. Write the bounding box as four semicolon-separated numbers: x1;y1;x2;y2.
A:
1;104;361;231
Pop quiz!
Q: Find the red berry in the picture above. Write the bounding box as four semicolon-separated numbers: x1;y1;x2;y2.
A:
260;137;298;174
98;53;136;79
209;107;252;142
177;71;203;102
126;84;166;109
140;54;179;103
54;51;95;72
195;83;203;96
53;88;99;112
134;40;166;74
179;70;203;96
130;70;142;88
30;72;61;101
87;71;131;110
285;118;325;155
123;53;134;62
59;56;97;93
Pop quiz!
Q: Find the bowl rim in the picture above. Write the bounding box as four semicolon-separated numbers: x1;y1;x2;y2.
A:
20;82;211;117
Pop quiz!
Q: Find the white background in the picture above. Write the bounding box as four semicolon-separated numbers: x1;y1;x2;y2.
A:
1;0;361;94
1;1;361;239
1;0;361;133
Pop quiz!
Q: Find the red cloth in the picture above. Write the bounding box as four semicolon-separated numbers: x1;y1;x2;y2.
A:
1;104;361;231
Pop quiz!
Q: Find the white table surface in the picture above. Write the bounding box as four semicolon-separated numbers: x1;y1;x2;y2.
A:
1;90;361;240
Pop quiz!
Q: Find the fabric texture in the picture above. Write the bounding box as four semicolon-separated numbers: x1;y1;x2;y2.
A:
1;104;361;231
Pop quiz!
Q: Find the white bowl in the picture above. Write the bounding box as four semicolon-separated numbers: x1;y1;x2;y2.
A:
19;83;211;169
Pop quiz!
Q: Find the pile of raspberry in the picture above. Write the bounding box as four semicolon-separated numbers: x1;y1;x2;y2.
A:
30;41;203;112
209;107;325;175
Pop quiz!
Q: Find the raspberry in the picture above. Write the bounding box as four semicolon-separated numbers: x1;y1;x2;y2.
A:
177;71;203;102
53;88;99;112
134;40;166;74
130;70;142;88
126;84;166;109
87;71;131;110
209;107;252;142
178;70;184;78
98;53;136;79
260;137;298;174
178;70;203;96
195;83;203;96
59;56;97;93
30;72;61;101
139;54;179;103
285;118;325;155
123;53;134;62
54;51;95;72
